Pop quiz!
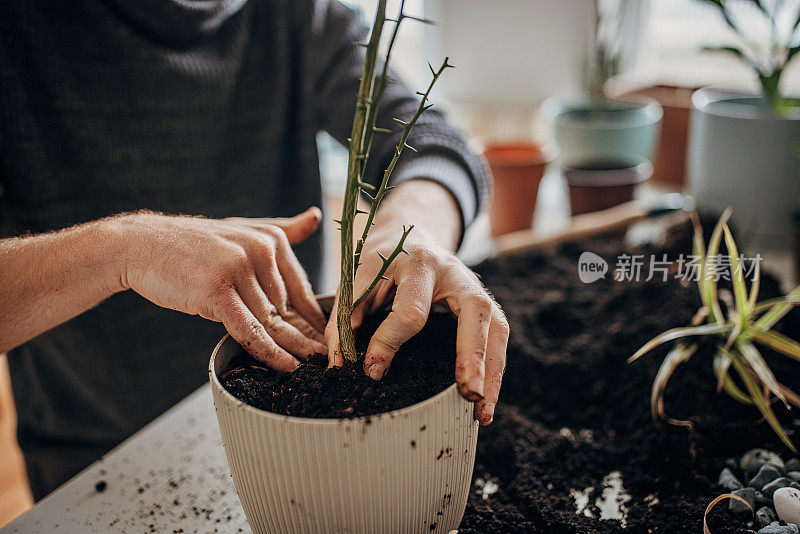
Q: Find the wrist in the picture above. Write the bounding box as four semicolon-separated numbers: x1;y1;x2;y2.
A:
96;213;144;293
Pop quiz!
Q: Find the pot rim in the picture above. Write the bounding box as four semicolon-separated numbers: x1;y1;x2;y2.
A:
692;87;800;121
541;93;663;128
209;295;464;426
561;158;653;188
480;142;559;167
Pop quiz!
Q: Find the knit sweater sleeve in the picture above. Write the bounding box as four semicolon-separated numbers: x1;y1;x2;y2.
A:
304;0;489;240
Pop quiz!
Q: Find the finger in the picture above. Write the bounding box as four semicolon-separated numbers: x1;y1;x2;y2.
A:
363;264;435;380
475;305;509;426
216;290;300;372
230;207;322;244
236;275;326;357
269;228;327;333
452;293;492;402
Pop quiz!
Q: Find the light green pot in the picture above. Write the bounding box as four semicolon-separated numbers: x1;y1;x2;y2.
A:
688;88;800;250
541;95;662;163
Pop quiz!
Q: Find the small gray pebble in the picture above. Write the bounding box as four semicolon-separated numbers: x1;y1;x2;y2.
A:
764;478;796;498
786;459;800;472
731;487;756;514
752;465;784;491
756;507;777;528
788;472;800;483
742;449;785;476
757;521;799;534
720;467;744;491
756;491;773;507
756;506;778;528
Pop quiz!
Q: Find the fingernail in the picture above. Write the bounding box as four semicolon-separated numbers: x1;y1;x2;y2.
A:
479;402;495;425
467;377;485;398
366;363;385;381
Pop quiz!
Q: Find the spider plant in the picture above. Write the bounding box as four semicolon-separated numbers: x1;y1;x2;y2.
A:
628;209;800;452
699;0;800;115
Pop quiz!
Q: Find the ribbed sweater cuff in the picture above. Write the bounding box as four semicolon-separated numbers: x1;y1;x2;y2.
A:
390;153;477;249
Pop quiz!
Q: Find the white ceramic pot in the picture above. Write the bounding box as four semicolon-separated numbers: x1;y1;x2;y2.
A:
541;94;662;164
209;298;479;534
688;88;800;250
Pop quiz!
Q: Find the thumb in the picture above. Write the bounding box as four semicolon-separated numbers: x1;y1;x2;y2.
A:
263;207;322;244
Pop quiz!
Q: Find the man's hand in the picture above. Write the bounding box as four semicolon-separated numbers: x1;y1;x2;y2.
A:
117;208;327;370
325;182;508;426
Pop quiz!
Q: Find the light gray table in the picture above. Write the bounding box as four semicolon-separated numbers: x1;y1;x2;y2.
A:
3;384;251;534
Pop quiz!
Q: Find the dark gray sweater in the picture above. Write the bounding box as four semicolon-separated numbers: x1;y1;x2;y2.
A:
0;0;487;498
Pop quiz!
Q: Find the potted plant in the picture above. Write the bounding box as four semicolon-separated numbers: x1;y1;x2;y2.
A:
687;0;800;250
540;0;662;214
208;2;478;533
482;142;557;237
607;80;699;188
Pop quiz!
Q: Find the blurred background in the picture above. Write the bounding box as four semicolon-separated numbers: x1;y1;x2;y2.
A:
2;0;800;527
319;0;800;290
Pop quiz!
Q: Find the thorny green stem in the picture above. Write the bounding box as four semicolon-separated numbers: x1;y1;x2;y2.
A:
338;0;387;363
353;225;414;309
337;1;449;363
353;58;452;277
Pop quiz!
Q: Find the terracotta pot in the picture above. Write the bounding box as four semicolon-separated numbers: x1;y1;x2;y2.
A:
483;143;556;237
611;84;697;188
563;159;652;216
209;296;478;534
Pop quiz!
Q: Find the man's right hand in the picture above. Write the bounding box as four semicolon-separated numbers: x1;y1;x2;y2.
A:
114;208;327;371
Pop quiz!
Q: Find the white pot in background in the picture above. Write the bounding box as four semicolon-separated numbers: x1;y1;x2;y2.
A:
688;88;800;250
209;300;478;534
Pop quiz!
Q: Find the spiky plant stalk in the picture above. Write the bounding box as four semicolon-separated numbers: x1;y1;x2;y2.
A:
337;0;451;362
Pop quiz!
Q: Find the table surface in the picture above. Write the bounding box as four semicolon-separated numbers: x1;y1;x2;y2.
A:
2;384;251;534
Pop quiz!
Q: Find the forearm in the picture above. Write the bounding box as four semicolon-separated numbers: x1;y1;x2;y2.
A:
371;179;460;252
0;218;126;353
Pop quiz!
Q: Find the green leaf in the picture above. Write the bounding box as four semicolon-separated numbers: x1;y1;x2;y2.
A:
705;209;733;322
737;341;785;402
753;294;800;315
748;328;800;363
714;348;753;403
722;223;748;325
651;343;697;422
732;356;796;452
690;212;724;323
746;258;761;318
755;284;800;330
628;323;730;363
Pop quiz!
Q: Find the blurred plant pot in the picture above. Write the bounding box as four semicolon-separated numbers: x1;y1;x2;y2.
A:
563;158;652;216
483;143;556;237
209;296;478;534
609;84;696;188
541;94;662;163
688;88;800;250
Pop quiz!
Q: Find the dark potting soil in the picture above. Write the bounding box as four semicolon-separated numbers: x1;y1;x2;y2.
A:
221;310;455;418
459;223;800;533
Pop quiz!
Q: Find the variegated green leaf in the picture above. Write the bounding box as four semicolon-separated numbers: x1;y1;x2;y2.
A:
651;343;697;421
736;341;785;402
722;223;748;325
628;323;730;363
755;285;800;331
732;357;796;452
748;328;800;363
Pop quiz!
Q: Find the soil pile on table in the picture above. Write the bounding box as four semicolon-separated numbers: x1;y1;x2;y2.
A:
221;311;455;418
460;229;800;533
